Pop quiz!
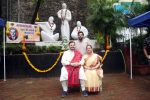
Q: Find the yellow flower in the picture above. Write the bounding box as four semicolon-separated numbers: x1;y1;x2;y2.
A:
23;51;63;73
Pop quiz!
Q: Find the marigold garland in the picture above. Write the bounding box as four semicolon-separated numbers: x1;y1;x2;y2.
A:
22;37;108;73
23;50;108;73
23;52;63;73
102;50;109;62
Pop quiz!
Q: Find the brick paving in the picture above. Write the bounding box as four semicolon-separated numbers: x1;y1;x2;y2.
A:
0;73;150;100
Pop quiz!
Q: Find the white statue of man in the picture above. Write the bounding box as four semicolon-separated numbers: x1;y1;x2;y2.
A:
57;3;72;42
36;16;59;41
71;21;88;39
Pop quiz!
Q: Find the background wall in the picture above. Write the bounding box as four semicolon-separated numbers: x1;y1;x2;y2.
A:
1;0;89;36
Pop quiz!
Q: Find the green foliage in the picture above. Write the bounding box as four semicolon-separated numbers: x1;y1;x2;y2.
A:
2;44;62;55
5;44;22;55
27;45;62;53
95;33;105;49
26;45;43;54
95;33;105;45
126;34;147;64
131;2;148;16
87;0;125;35
87;0;149;50
87;0;126;49
47;46;62;53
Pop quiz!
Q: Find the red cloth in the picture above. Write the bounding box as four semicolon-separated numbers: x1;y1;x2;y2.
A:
65;50;82;87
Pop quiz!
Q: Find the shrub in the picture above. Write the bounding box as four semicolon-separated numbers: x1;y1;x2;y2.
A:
2;44;62;55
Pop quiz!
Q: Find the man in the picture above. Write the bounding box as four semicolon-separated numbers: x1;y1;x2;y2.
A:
57;3;72;42
9;28;18;40
71;21;88;39
75;31;90;55
143;36;150;65
60;41;88;97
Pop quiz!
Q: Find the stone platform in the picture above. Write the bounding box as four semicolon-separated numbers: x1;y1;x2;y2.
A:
35;40;98;48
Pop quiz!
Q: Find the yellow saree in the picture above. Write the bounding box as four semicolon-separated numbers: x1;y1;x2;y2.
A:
83;53;103;92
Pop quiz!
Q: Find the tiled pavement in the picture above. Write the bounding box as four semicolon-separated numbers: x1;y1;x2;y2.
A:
0;73;150;100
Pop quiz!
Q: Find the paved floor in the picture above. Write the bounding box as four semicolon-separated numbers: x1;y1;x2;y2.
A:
0;73;150;100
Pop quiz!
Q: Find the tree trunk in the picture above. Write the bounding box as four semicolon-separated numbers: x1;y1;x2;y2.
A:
31;0;42;24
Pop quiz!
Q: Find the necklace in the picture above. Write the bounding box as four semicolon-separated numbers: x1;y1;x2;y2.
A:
77;26;81;32
48;22;54;30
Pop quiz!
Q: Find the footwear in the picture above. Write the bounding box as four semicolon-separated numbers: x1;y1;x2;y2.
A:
61;91;68;98
82;90;88;97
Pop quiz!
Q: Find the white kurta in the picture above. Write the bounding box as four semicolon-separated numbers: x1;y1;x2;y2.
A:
71;26;88;39
75;38;91;55
57;9;71;42
60;50;87;81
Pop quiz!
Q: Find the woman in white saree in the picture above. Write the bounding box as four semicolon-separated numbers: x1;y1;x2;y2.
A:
83;45;103;93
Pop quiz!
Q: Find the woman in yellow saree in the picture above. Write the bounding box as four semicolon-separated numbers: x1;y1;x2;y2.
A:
83;45;103;93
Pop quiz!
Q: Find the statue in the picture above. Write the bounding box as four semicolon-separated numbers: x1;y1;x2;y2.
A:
71;21;88;39
57;3;72;42
35;16;59;41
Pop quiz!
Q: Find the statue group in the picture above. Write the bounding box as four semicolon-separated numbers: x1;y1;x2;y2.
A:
36;3;89;42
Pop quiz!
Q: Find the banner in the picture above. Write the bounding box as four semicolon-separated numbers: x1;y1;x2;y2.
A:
6;22;40;43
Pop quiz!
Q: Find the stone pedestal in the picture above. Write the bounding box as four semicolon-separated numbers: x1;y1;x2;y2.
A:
35;39;98;49
35;41;63;47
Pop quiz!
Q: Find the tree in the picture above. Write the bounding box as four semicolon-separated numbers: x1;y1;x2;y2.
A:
87;0;125;50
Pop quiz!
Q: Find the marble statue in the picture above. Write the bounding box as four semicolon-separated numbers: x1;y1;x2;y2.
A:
35;16;59;41
71;21;88;39
57;3;72;42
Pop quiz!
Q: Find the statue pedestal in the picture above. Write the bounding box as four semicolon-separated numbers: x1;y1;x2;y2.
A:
35;41;63;47
35;39;98;48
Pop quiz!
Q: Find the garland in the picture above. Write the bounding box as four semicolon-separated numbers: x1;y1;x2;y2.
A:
23;50;108;73
23;52;63;73
102;50;109;62
22;35;108;73
21;24;62;73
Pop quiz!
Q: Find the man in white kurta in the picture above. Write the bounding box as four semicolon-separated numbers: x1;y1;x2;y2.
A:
57;3;71;42
75;31;91;55
60;41;88;97
71;21;88;39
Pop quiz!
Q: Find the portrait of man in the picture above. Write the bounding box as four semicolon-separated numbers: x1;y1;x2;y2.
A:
8;28;18;40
